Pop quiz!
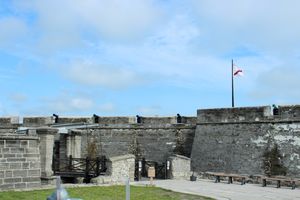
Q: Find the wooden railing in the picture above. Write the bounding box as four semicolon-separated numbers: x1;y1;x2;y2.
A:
53;155;107;180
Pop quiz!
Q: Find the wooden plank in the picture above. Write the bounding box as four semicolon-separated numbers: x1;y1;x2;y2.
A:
205;172;247;185
260;176;300;189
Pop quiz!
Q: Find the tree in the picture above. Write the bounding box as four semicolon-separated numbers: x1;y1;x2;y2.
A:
263;144;287;176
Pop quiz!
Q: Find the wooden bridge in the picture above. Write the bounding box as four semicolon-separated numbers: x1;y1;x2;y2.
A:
53;155;107;182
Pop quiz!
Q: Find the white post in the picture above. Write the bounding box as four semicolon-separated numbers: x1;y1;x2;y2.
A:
56;176;61;200
126;177;130;200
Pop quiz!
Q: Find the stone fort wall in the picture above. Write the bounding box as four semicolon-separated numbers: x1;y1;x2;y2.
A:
78;123;196;163
1;115;196;163
191;105;300;176
0;104;300;189
0;134;41;190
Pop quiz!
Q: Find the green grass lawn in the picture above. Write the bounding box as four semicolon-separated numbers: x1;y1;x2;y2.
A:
0;185;214;200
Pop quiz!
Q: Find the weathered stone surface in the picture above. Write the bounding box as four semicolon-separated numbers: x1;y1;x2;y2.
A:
5;171;12;178
197;106;271;123
4;178;22;184
0;118;13;125
106;154;135;183
0;183;14;190
9;162;22;169
27;169;41;176
75;177;84;184
13;170;27;178
57;117;91;124
168;154;191;180
0;134;41;190
79;124;195;163
66;130;81;158
36;128;57;178
14;183;26;189
26;182;41;188
6;140;20;148
0;117;19;129
23;117;52;127
191;105;300;176
279;105;300;119
22;177;40;182
41;176;57;185
91;153;135;184
90;176;112;185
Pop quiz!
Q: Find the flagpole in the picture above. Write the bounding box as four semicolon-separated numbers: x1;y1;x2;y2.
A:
231;59;234;107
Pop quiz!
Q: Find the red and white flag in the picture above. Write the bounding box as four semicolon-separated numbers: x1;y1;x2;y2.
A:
233;64;243;76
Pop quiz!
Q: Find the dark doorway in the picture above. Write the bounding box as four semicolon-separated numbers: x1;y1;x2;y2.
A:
135;158;170;181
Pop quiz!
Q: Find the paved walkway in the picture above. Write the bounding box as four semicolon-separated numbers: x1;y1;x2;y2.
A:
132;179;300;200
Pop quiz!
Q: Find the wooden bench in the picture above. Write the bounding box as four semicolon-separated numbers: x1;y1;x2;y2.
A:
205;172;247;185
258;176;300;190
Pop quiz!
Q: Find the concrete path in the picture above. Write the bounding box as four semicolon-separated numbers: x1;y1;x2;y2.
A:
132;179;300;200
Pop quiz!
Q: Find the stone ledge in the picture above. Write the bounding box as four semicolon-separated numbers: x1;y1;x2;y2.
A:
169;154;191;161
36;128;58;135
0;135;39;140
197;118;300;125
108;154;135;162
41;176;57;185
90;176;112;185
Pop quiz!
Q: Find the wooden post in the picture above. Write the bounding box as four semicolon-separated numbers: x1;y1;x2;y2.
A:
96;157;100;176
85;157;90;183
215;176;220;183
292;181;296;190
68;155;72;170
277;180;281;188
262;178;267;187
154;162;158;178
241;177;246;185
142;158;146;177
101;156;107;172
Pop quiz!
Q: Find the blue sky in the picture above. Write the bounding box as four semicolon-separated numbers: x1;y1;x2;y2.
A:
1;0;300;117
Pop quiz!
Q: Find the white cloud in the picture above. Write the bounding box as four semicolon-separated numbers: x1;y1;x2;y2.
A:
190;0;300;54
98;102;116;112
250;66;300;101
9;93;28;103
5;0;165;62
73;0;163;40
46;95;94;113
70;98;93;110
16;0;162;47
0;102;4;115
137;105;161;115
0;16;28;46
100;15;230;87
64;60;141;89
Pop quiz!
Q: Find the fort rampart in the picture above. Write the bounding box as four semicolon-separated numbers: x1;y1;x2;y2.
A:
191;105;300;176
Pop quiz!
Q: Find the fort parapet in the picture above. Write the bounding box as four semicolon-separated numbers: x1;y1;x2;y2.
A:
278;105;300;119
197;106;272;123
